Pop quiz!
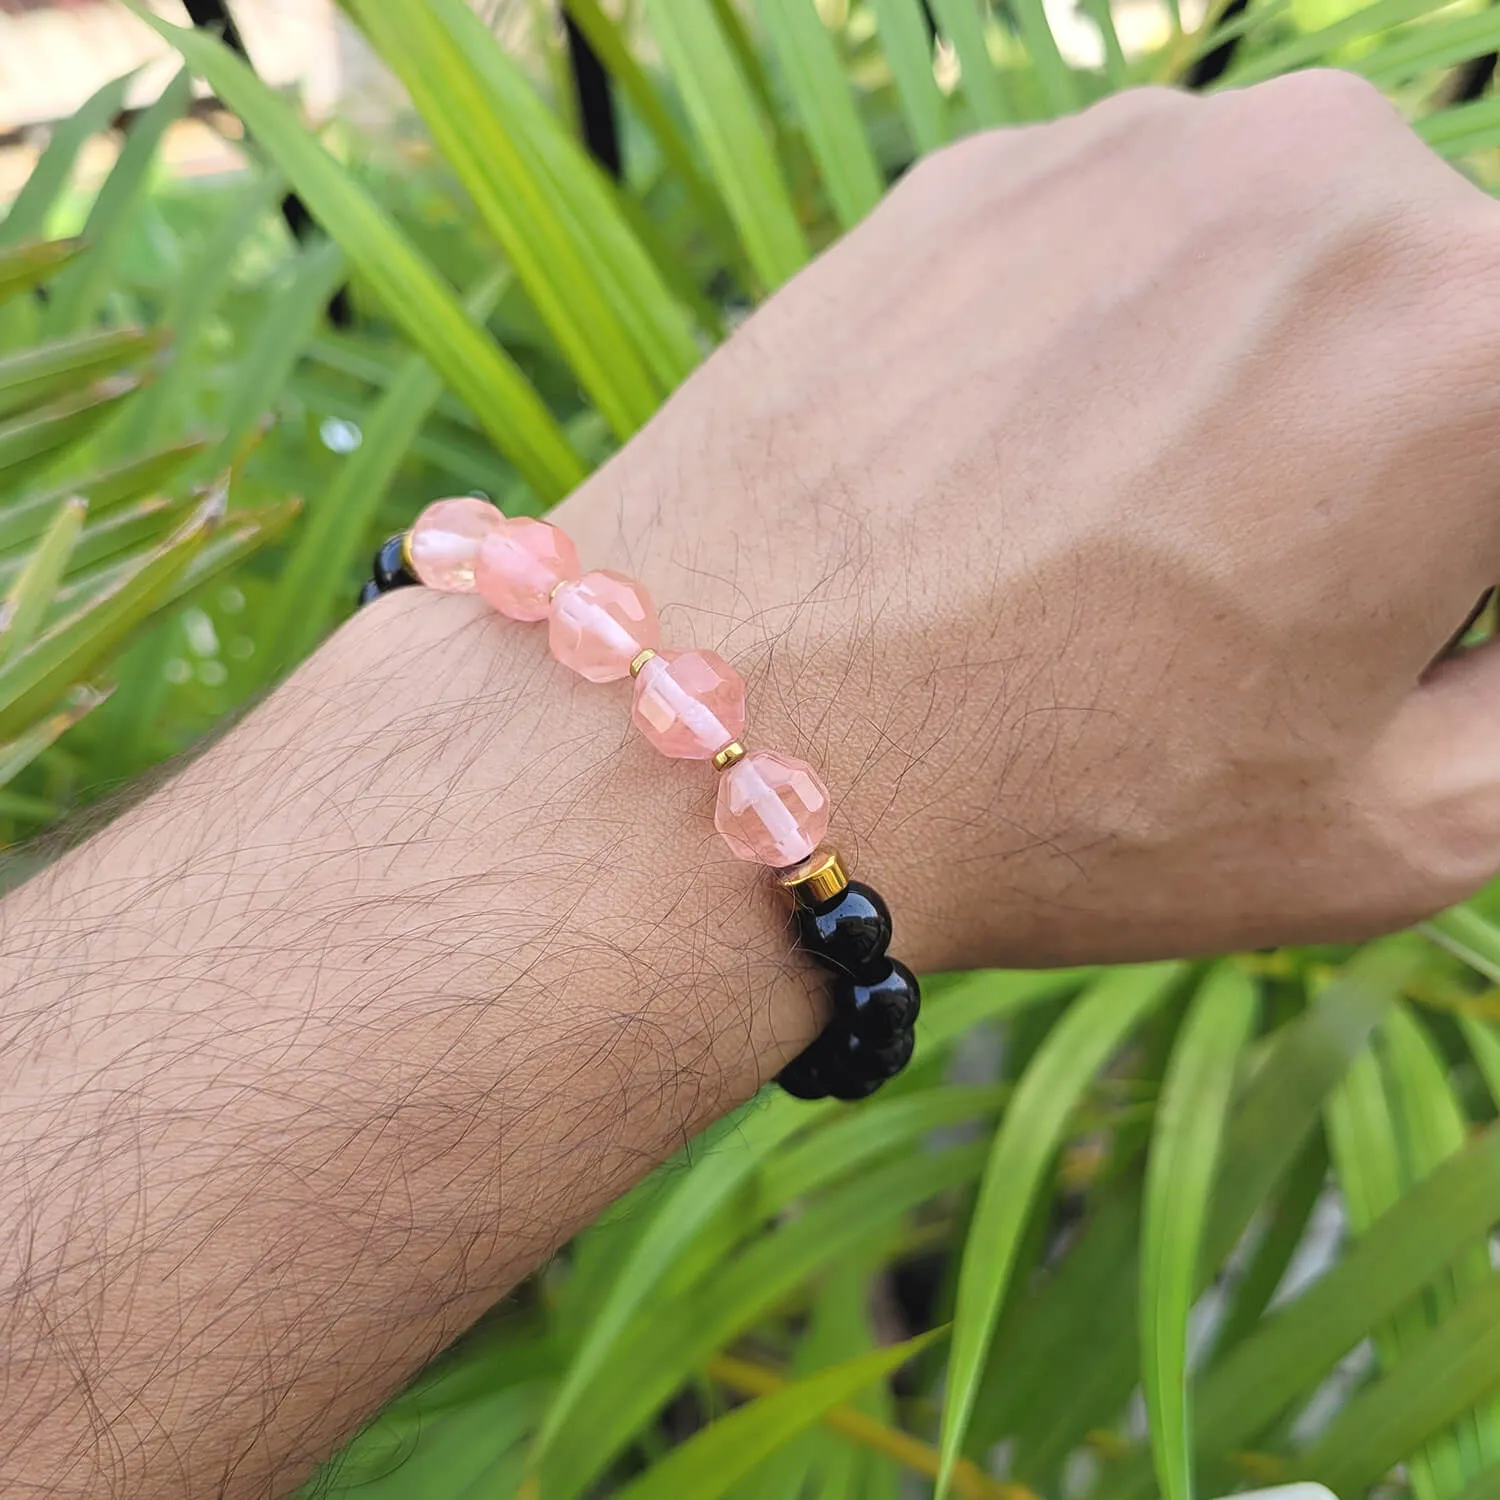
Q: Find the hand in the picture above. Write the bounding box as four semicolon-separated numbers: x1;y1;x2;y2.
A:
560;69;1500;968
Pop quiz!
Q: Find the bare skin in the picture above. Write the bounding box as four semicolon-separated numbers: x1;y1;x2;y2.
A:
4;72;1500;1496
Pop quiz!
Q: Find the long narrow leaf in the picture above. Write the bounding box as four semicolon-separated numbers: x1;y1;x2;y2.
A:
0;496;87;662
938;963;1185;1496
754;0;885;228
869;0;950;153
44;70;193;335
614;1333;941;1500
344;0;662;437
0;325;159;420
930;0;1014;126
129;5;585;501
1140;965;1257;1500
0;71;135;246
643;0;808;292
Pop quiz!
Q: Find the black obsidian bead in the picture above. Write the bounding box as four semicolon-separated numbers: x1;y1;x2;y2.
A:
356;578;382;607
795;881;892;979
372;534;418;591
834;958;921;1044
776;1018;916;1102
821;1024;916;1102
776;1039;831;1100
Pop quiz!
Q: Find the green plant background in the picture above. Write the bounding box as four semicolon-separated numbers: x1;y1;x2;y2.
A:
6;1;1500;1496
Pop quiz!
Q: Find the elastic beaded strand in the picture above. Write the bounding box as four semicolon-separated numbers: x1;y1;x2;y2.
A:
357;505;918;1102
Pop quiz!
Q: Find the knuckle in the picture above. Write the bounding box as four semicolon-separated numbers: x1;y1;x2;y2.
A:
1245;67;1394;127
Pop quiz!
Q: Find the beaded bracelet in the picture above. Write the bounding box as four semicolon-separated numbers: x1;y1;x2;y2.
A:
358;498;920;1102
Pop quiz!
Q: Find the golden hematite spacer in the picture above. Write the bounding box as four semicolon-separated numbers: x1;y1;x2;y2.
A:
629;647;657;678
399;530;416;575
711;740;746;771
777;847;848;907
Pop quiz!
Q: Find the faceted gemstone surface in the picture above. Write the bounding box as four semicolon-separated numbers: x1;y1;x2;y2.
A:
632;648;746;759
476;517;580;620
549;569;659;682
715;749;830;866
408;497;503;592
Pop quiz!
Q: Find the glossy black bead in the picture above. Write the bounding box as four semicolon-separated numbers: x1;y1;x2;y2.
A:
777;1014;916;1103
356;577;382;607
820;1023;916;1102
796;881;892;979
834;958;920;1044
776;1039;831;1100
372;534;418;591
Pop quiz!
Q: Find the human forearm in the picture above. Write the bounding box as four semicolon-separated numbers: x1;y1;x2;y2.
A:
0;564;830;1497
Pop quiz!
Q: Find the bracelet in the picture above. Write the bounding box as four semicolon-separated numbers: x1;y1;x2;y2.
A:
358;498;920;1102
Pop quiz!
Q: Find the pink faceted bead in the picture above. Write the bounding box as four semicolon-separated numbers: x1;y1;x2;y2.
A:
632;649;746;760
408;496;503;592
549;569;659;683
475;517;580;621
715;749;831;867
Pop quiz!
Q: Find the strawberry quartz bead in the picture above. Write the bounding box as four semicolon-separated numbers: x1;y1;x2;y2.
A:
550;569;659;682
715;749;831;867
407;496;502;592
475;517;580;621
632;649;746;759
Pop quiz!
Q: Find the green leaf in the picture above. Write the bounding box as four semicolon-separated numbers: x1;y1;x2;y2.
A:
937;962;1185;1497
129;4;584;502
869;0;950;153
44;70;194;336
1218;0;1460;87
998;940;1416;1483
0;325;160;421
643;0;809;292
0;239;86;306
0;72;134;247
930;0;1014;127
0;438;206;555
614;1333;941;1500
0;492;215;740
0;682;109;790
1140;965;1257;1500
1196;1121;1500;1464
533;1097;819;1474
1007;0;1078;115
344;0;665;437
1207;1128;1328;1359
1354;6;1500;86
536;1141;987;1500
1421;94;1500;159
0;373;145;493
210;237;346;472
753;0;885;228
1301;1271;1500;1493
1078;0;1129;89
0;496;87;663
125;169;284;449
1424;905;1500;984
559;0;746;279
266;267;510;669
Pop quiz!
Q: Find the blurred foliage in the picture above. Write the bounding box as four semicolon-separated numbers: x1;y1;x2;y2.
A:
7;0;1500;1496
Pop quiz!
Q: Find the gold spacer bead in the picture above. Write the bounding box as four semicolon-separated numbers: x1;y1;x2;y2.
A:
777;848;848;907
549;578;570;603
711;740;746;771
629;648;657;678
399;530;416;575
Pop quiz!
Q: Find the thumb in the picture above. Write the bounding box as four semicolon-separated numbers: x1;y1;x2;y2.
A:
1362;639;1500;922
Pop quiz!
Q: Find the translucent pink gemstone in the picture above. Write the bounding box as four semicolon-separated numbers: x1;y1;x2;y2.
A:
475;517;580;621
549;570;659;682
715;749;831;867
408;496;503;592
632;649;746;760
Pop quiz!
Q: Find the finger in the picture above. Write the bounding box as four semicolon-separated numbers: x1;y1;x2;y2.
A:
1364;638;1500;920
